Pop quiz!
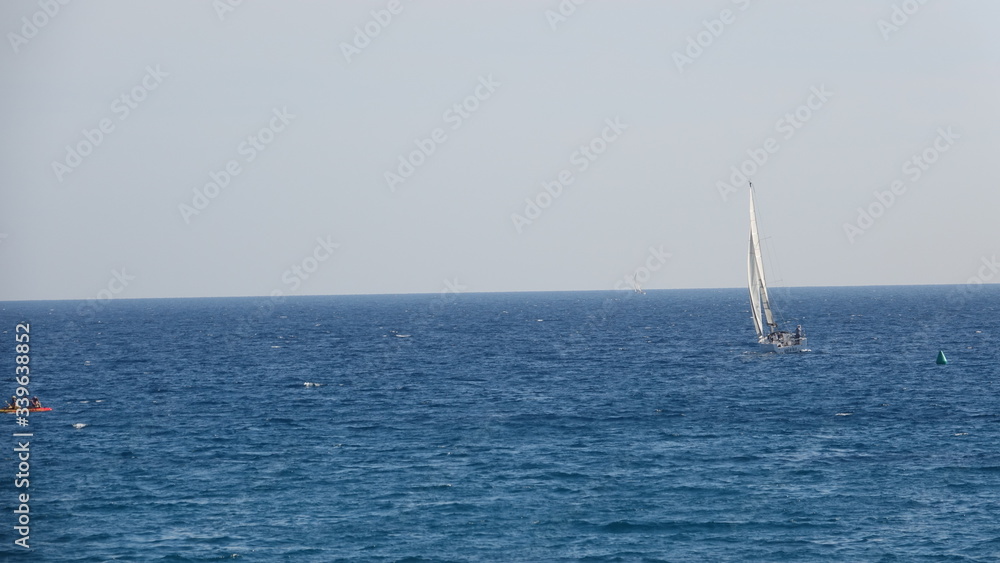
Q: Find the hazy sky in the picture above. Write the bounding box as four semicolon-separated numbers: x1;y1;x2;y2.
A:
2;0;998;301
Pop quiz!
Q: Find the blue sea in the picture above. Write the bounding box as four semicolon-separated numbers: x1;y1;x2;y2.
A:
2;285;999;561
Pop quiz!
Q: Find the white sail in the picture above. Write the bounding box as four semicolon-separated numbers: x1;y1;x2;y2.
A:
747;235;764;339
747;185;777;341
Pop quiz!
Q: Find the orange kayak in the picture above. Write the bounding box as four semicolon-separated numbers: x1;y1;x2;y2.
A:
1;407;52;413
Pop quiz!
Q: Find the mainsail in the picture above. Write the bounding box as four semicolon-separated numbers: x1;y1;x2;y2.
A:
747;184;777;342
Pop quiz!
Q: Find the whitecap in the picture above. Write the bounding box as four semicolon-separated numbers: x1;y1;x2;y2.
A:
395;334;410;338
72;423;87;429
303;382;324;387
835;412;853;416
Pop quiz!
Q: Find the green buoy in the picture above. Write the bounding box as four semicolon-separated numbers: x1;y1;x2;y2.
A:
936;351;948;365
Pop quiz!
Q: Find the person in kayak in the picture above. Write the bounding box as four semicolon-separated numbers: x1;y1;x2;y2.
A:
30;397;41;408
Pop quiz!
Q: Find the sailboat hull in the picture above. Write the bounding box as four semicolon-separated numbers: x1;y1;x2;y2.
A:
759;340;808;354
758;328;808;353
759;335;808;354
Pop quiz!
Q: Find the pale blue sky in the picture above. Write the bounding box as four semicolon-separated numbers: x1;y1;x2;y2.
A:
2;0;998;300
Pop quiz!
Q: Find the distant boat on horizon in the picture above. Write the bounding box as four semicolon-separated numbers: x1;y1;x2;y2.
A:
747;182;807;353
630;275;645;294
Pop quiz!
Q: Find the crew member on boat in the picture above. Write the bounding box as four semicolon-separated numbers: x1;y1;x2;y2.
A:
30;397;42;408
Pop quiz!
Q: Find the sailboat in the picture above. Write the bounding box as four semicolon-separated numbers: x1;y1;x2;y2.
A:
630;275;645;294
747;182;807;353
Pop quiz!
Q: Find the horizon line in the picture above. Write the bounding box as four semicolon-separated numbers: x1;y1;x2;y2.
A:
0;281;992;304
